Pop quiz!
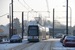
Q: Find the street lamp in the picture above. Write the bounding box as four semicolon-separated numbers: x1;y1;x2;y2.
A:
63;5;72;35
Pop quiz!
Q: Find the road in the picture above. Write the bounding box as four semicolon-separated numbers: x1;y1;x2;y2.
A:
8;41;52;50
8;38;58;50
1;38;75;50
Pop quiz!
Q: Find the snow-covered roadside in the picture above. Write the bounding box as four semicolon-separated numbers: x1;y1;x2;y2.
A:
52;40;75;50
0;39;28;50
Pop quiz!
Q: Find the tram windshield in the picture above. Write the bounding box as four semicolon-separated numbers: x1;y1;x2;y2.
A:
28;26;38;36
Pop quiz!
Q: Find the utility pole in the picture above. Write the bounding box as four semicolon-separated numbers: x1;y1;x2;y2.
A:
53;8;55;38
63;5;72;35
22;12;24;39
66;0;68;35
9;3;11;39
11;0;13;36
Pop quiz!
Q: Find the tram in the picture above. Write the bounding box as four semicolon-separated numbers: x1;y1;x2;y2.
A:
27;24;49;42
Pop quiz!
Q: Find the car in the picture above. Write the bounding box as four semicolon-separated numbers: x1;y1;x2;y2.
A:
0;36;2;42
63;36;75;47
55;33;63;38
60;35;68;43
60;34;71;43
10;35;22;43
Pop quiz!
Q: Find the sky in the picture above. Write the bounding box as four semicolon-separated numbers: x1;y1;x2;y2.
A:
0;0;75;27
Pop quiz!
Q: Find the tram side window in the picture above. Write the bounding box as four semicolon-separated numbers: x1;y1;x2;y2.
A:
39;28;42;36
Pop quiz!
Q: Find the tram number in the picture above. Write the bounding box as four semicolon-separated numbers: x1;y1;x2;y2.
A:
32;36;34;39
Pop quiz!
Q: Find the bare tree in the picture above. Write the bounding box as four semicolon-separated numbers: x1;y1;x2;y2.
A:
13;18;21;34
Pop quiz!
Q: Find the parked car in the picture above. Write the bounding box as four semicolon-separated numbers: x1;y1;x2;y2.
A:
55;33;63;38
63;36;75;47
0;36;2;42
10;35;22;43
60;34;71;43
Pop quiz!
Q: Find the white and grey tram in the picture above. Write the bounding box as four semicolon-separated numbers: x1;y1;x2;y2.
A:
27;24;49;42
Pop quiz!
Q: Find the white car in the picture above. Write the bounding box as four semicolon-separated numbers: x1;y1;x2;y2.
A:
55;33;63;38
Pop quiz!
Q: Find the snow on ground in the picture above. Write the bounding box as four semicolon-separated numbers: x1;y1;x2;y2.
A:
0;39;28;50
43;38;60;41
1;38;75;50
48;38;60;41
23;41;50;50
52;39;75;50
44;38;75;50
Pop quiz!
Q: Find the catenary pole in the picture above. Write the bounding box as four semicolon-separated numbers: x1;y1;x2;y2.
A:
53;8;55;38
11;0;13;36
9;3;11;39
22;12;24;39
66;0;68;35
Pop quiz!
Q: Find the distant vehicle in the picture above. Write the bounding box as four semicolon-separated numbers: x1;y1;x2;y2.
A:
0;36;2;42
60;34;71;43
55;33;63;38
63;36;75;47
27;24;49;42
10;35;22;43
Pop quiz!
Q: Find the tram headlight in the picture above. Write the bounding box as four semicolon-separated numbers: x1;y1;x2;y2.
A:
37;37;39;38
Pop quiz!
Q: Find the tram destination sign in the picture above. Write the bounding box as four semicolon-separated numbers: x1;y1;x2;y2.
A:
29;27;37;29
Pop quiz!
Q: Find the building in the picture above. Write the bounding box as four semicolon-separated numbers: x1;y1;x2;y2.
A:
0;25;9;39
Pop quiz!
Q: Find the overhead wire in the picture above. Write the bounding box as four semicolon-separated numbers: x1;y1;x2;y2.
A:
18;0;29;11
46;0;49;12
46;0;50;18
22;0;35;16
54;1;66;8
23;0;32;10
49;1;66;16
18;0;34;17
54;1;66;25
0;13;9;17
23;0;49;18
18;0;37;23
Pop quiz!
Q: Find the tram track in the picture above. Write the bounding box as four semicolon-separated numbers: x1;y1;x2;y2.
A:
40;41;48;50
8;42;36;50
21;43;35;50
50;41;53;50
8;40;53;50
40;41;53;50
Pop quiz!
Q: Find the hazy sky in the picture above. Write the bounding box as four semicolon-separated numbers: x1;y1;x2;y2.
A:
0;0;75;27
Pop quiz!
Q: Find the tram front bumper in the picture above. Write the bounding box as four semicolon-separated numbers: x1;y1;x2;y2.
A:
28;39;39;42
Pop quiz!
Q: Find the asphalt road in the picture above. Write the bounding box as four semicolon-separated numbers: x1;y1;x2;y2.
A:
8;38;75;50
8;40;53;50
